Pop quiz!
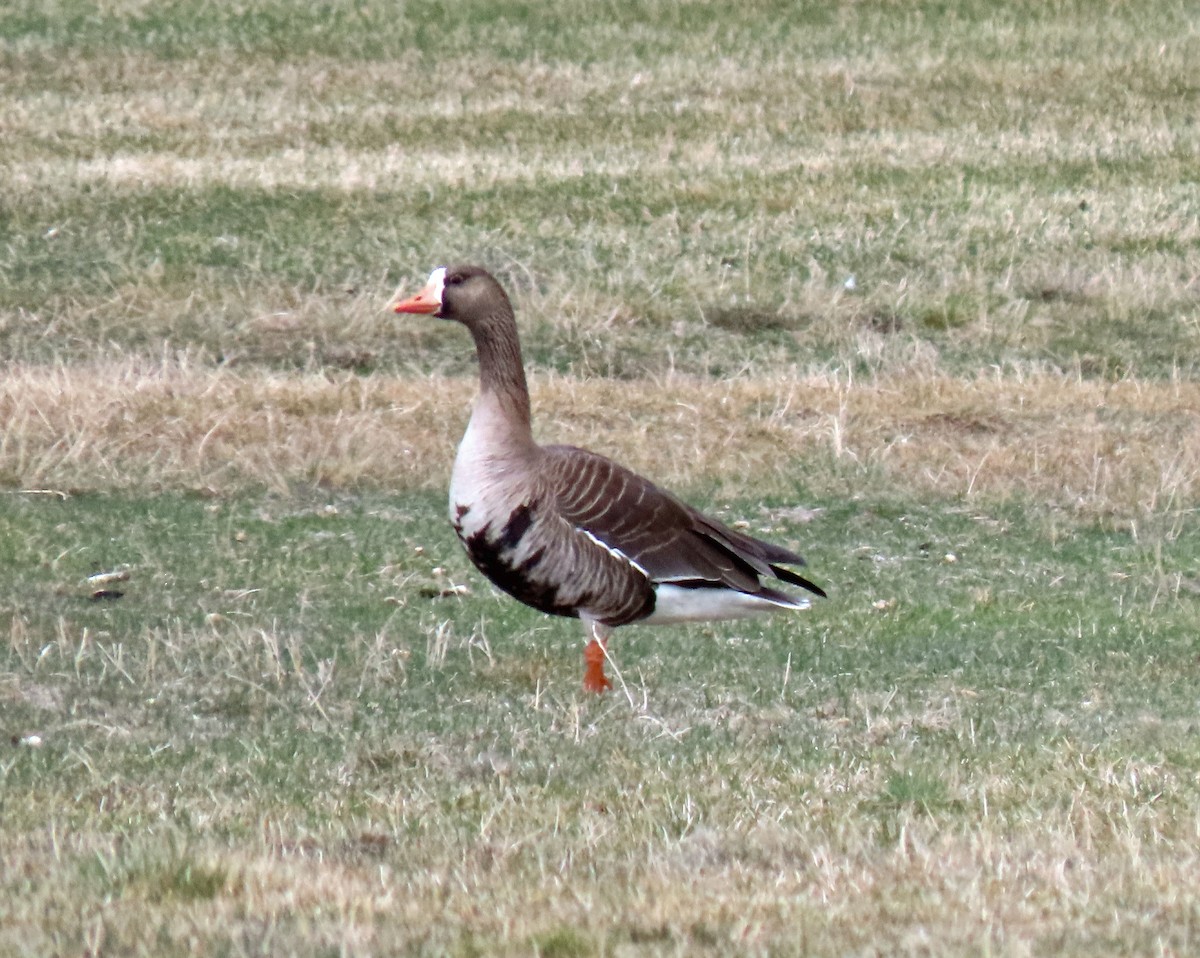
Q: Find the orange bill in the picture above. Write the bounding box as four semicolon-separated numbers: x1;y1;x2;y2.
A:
391;267;445;315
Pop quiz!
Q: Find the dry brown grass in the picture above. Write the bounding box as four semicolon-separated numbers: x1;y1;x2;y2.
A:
3;357;1197;518
3;731;1196;956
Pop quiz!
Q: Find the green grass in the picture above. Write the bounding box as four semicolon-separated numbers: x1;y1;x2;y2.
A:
3;0;1198;375
5;172;1197;375
3;490;1199;954
3;0;1200;953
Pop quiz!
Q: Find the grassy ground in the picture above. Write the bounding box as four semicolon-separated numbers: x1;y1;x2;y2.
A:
2;0;1200;955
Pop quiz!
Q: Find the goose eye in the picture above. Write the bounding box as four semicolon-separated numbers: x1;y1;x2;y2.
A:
445;273;464;287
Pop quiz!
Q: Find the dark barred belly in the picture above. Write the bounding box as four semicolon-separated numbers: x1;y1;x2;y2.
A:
454;502;653;626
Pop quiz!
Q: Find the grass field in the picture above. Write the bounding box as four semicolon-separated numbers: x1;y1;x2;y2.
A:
3;1;1200;954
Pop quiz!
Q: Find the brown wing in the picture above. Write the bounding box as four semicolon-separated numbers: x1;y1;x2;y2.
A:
540;445;825;599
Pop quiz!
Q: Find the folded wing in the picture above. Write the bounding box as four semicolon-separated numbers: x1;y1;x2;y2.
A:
541;445;826;603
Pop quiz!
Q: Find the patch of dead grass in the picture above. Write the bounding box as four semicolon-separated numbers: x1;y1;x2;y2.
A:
8;124;1196;198
2;358;1197;519
5;35;1196;199
4;767;1197;955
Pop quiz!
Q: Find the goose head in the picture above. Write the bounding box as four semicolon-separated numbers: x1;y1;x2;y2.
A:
391;265;512;330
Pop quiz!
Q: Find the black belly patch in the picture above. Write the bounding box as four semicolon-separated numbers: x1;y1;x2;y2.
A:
459;506;579;619
498;504;533;548
455;503;656;626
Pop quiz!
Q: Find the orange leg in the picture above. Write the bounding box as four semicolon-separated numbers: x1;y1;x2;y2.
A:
582;624;612;694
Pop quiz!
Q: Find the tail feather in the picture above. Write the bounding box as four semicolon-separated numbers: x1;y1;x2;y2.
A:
770;563;827;599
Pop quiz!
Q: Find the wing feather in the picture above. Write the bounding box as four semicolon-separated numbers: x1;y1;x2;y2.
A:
540;445;824;599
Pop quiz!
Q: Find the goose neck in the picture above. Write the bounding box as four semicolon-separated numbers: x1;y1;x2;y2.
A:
470;315;533;439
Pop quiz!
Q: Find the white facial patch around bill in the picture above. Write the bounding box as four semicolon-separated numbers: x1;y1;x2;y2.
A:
424;266;447;307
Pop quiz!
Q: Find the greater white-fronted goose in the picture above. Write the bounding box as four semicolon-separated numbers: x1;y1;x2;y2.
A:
391;265;825;692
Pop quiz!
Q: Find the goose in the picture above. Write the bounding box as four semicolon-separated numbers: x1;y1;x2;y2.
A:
391;265;825;692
